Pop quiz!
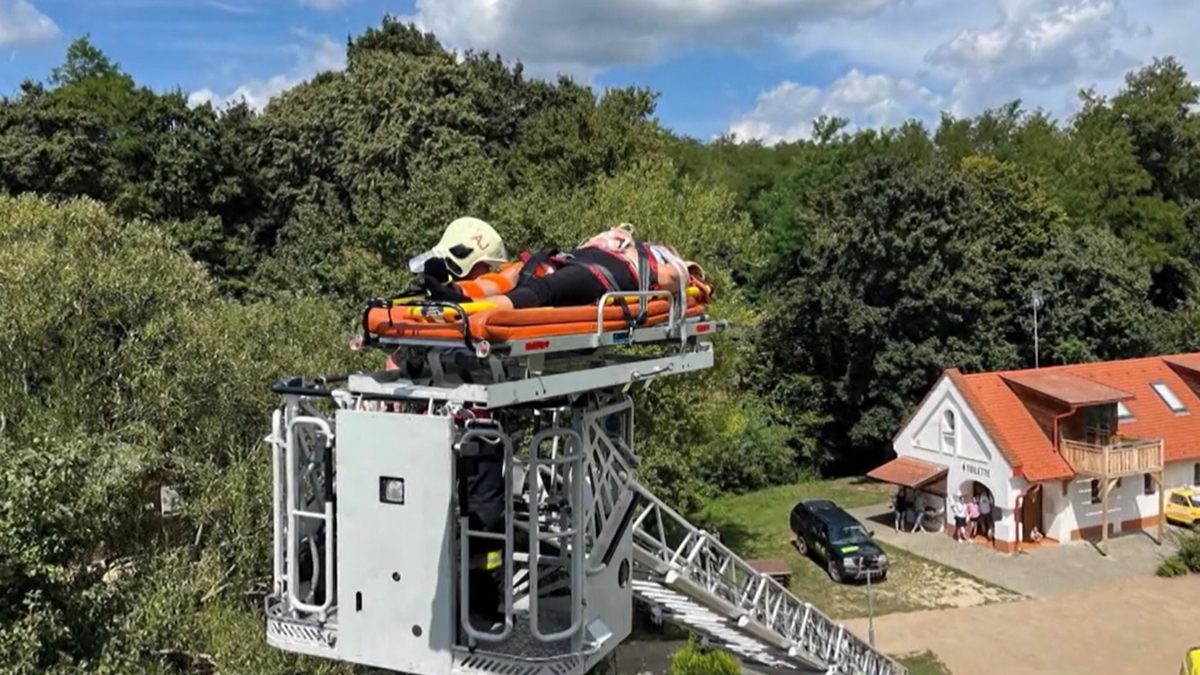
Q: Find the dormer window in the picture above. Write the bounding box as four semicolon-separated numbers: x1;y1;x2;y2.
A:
1150;381;1188;414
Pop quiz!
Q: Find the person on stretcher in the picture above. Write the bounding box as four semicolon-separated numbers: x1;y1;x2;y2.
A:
410;217;709;311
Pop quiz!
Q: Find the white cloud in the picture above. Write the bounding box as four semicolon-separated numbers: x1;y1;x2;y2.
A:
406;0;902;79
927;0;1139;113
0;0;59;47
730;69;943;144
732;0;1200;141
188;32;346;110
299;0;347;10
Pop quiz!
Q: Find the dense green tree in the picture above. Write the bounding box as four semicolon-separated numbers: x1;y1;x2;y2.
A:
5;20;1200;673
754;156;1157;471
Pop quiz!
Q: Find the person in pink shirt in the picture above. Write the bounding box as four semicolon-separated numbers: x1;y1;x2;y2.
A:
966;496;981;540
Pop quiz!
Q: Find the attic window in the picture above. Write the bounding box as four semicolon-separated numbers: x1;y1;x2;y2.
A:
1150;381;1188;414
1116;401;1135;421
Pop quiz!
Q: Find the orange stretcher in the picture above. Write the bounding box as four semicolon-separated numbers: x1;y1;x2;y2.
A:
366;295;705;343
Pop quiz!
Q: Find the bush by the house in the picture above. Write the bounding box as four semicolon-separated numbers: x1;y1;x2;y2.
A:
1157;556;1189;577
1157;529;1200;577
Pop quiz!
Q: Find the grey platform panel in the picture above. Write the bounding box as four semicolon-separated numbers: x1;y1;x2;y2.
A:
335;410;455;673
343;349;714;407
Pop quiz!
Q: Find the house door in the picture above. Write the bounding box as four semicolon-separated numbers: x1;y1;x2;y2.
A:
1021;486;1043;541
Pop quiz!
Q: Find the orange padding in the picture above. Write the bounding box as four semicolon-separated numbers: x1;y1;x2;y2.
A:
367;297;706;342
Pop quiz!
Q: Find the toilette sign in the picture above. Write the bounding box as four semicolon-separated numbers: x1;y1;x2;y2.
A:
962;462;990;479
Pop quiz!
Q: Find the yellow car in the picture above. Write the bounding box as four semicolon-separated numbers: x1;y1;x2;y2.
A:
1182;646;1200;675
1166;487;1200;529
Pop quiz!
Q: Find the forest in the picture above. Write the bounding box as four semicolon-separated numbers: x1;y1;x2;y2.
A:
2;16;1200;673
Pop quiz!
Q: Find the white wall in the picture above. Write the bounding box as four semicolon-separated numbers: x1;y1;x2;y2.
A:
1044;460;1200;539
893;375;1021;542
1042;480;1072;542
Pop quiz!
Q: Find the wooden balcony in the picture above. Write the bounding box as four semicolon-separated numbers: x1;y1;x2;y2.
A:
1060;437;1164;478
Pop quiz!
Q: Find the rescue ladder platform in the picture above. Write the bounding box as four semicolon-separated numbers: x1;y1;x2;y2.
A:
263;297;904;675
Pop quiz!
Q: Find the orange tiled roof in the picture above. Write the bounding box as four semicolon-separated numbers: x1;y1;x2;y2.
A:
951;353;1200;482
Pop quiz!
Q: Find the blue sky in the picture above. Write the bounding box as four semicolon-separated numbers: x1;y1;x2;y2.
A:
2;0;1198;142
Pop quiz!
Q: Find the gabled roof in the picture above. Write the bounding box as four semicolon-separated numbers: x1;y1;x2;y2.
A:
945;352;1200;482
951;368;1073;481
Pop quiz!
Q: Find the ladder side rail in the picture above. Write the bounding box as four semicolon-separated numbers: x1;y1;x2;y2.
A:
568;413;587;652
631;485;906;675
285;415;335;617
267;406;286;596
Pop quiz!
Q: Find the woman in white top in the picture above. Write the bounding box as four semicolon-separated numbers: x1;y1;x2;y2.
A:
950;495;968;542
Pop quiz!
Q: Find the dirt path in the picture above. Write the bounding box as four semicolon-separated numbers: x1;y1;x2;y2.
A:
845;575;1200;675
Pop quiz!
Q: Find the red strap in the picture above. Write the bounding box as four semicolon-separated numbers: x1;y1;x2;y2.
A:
454;405;491;422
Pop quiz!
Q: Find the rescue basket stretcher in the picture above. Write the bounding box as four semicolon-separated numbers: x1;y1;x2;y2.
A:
360;286;724;358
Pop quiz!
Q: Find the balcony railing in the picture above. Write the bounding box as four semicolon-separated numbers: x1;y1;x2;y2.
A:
1060;437;1164;478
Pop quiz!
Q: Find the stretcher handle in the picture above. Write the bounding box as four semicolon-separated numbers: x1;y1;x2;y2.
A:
594;289;678;336
359;286;425;348
363;296;476;352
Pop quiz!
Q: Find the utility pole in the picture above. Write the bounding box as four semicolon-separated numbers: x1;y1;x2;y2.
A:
867;570;875;647
1031;290;1044;369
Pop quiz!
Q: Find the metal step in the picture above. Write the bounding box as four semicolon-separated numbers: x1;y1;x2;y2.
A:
632;579;817;671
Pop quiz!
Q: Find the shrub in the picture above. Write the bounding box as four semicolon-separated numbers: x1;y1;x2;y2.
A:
1157;556;1188;577
1157;528;1200;577
1176;528;1200;572
668;638;740;675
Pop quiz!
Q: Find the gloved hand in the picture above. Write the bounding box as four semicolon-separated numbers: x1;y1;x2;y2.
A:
424;274;471;304
423;256;452;283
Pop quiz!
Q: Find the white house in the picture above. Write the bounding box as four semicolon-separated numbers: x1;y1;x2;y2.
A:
868;352;1200;552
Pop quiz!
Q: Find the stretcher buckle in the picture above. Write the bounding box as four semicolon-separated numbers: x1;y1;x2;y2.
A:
474;340;492;358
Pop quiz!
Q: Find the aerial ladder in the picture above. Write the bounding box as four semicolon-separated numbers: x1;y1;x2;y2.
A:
262;291;905;675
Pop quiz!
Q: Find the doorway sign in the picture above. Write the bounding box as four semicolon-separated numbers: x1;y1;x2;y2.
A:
962;462;990;479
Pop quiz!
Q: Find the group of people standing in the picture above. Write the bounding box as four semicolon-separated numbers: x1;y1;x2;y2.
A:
891;487;994;543
949;492;993;542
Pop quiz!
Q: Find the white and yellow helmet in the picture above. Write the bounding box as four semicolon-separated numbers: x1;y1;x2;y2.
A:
409;216;508;278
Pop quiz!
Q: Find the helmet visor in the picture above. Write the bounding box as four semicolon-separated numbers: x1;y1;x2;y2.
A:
408;250;438;274
408;247;468;277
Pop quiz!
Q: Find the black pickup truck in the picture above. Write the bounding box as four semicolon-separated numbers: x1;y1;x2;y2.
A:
789;499;889;583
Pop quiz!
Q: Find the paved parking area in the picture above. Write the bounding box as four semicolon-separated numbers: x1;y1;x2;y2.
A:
846;575;1200;675
849;503;1179;597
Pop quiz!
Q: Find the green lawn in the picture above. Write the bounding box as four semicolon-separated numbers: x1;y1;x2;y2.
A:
895;650;952;675
694;478;1017;619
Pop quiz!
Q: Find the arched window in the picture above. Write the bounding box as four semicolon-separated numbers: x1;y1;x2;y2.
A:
940;409;957;455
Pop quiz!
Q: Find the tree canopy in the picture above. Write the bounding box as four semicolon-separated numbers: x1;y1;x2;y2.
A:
3;23;1200;673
